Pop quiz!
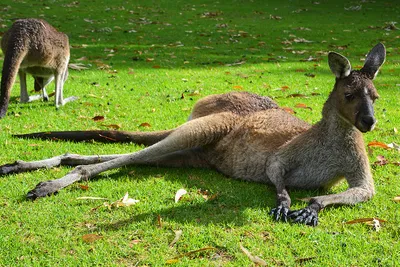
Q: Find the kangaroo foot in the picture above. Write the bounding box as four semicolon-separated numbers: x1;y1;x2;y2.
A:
270;204;290;222
288;204;320;226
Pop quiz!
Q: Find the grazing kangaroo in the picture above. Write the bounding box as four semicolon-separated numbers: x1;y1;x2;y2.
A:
0;18;77;118
0;44;385;226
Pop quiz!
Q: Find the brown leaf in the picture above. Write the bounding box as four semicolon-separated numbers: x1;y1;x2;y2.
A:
152;65;161;69
374;155;388;166
92;116;105;122
139;122;151;128
367;141;390;149
345;217;386;224
393;196;400;203
82;234;102;243
295;256;317;263
79;184;89;191
101;124;121;130
282;107;296;114
295;103;312;110
280;85;290;91
157;214;163;228
287;93;307;98
233;85;243;90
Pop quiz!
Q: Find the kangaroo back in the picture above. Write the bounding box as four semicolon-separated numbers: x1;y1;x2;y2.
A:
13;92;278;144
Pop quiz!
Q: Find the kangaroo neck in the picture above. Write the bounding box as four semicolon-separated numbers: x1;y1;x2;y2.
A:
319;92;361;139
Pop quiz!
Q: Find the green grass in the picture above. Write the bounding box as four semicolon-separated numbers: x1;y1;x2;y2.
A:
0;0;399;266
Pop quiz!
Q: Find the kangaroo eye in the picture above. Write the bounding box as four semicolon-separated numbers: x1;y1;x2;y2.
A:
344;93;354;101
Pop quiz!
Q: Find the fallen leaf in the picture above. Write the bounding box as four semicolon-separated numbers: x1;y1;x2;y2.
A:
280;85;289;91
169;230;183;247
233;85;243;90
166;247;217;263
175;188;187;203
101;124;121;130
152;65;161;69
68;63;89;70
77;196;109;200
157;214;163;228
120;192;140;206
393;196;400;203
79;185;89;191
287;93;307;98
295;256;317;263
139;122;151;128
387;142;400;151
295;103;312;110
345;217;386;224
82;234;102;243
239;244;267;266
368;141;390;149
374;155;388;166
282;107;296;114
92;116;105;122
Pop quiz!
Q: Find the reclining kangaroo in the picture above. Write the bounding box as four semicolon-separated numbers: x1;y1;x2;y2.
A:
0;43;385;226
0;18;77;118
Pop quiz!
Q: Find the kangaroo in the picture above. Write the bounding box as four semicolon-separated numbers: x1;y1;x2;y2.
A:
0;18;77;118
0;43;385;226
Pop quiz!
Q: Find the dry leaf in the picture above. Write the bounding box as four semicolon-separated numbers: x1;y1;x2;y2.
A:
152;65;161;69
287;93;307;98
368;141;390;149
92;116;105;122
175;189;187;203
77;196;108;200
82;234;102;243
295;103;312;110
139;122;151;128
101;124;121;130
169;230;183;247
233;85;243;90
282;107;296;114
166;247;216;263
281;85;289;91
79;184;89;191
393;196;400;202
374;155;388;166
345;217;386;224
239;244;267;266
295;256;317;263
387;142;400;151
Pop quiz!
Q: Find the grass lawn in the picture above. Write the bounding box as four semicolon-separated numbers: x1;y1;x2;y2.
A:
0;0;399;266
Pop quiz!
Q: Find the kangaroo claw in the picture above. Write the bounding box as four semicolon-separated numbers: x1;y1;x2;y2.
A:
270;205;290;222
288;207;319;226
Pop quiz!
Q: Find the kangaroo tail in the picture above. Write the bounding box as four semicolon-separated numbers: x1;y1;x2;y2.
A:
0;35;27;118
13;130;173;146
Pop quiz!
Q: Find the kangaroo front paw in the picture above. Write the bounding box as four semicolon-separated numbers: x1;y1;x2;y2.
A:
270;205;290;222
288;207;319;226
26;181;59;200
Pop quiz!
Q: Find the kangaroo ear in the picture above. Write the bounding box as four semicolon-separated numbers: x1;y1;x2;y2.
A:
328;52;352;78
360;43;386;80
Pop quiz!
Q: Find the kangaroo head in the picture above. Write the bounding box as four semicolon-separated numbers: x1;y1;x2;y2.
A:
328;43;386;132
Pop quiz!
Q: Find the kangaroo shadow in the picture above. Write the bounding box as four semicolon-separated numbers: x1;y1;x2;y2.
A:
82;165;329;230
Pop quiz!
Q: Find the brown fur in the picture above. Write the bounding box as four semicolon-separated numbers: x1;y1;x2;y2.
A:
0;44;386;226
0;18;76;118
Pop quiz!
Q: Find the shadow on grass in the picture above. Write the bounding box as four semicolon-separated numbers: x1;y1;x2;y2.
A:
79;166;329;230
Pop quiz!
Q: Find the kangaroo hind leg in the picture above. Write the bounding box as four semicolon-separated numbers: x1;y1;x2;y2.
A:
24;112;237;199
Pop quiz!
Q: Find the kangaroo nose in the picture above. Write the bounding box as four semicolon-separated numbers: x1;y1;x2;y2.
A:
361;115;376;128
